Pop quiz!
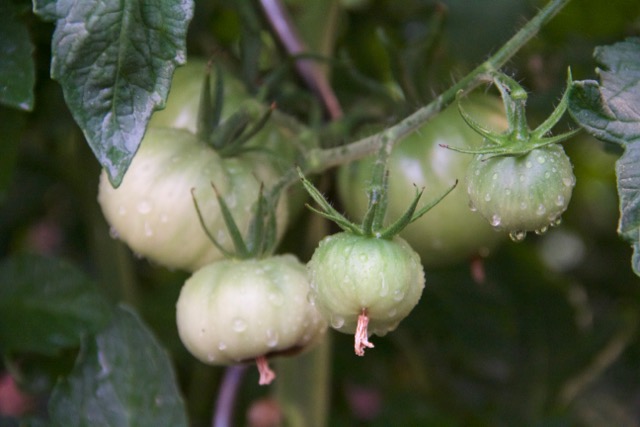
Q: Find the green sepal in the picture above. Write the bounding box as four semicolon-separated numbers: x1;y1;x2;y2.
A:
190;188;236;259
444;70;579;157
196;61;225;141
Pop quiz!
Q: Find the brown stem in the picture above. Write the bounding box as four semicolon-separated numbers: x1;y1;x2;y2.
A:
259;0;343;120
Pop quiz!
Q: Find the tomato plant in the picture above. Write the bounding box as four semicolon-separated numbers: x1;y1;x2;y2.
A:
2;1;640;426
338;95;508;268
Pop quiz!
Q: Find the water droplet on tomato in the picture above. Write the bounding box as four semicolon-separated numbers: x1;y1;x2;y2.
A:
388;308;397;318
137;200;152;214
536;204;546;216
509;230;527;242
144;221;153;237
379;275;389;297
109;226;119;239
330;315;345;329
550;217;562;227
484;193;491;202
490;214;502;227
266;329;279;348
520;202;528;210
537;156;546;164
393;289;405;301
306;292;317;306
535;226;548;235
555;195;565;207
492;173;498;180
232;318;247;332
218;341;227;351
468;200;477;212
563;177;575;187
526;161;533;169
207;353;216;362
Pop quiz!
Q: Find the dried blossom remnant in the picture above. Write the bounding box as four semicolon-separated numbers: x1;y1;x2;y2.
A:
256;356;276;385
354;309;375;356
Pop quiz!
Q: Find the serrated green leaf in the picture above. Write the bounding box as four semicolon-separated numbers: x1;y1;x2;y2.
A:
32;0;59;21
0;1;35;111
0;254;112;355
47;0;194;187
49;305;188;427
568;37;640;276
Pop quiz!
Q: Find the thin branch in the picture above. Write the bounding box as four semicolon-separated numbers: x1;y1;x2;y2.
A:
213;365;249;427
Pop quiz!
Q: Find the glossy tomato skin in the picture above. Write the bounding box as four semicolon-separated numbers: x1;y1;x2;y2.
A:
466;144;575;233
176;255;327;365
98;128;288;272
307;232;424;337
337;95;508;268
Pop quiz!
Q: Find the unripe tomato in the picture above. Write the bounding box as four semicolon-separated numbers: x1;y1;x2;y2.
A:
338;95;509;268
176;255;327;380
466;144;575;237
98;128;288;272
307;232;424;355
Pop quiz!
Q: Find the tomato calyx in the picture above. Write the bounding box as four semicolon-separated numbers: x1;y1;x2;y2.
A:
196;61;276;158
442;71;579;158
191;181;282;260
298;141;456;240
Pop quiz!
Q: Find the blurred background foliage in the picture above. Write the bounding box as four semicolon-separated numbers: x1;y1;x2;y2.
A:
1;0;640;426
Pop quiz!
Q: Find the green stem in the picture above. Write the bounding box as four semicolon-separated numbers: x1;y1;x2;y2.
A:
303;0;571;173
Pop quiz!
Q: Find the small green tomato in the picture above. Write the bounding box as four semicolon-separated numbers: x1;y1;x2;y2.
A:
176;255;327;384
307;232;425;356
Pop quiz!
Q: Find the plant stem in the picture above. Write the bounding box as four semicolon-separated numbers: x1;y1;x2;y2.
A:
259;0;343;120
212;365;248;427
304;0;572;173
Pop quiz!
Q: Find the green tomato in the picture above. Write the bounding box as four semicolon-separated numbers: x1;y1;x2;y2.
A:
176;255;326;370
307;232;424;355
466;144;575;238
337;95;509;268
98;127;289;272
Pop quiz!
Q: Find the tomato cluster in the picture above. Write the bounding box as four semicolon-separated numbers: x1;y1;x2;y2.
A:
96;60;577;382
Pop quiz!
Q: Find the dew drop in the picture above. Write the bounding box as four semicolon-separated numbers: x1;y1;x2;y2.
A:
468;200;477;212
207;354;216;362
520;202;528;210
137;200;152;214
475;169;481;176
555;195;565;207
535;226;549;235
388;308;398;318
544;171;551;179
109;226;119;239
537;156;546;164
526;161;533;169
393;289;405;302
563;177;575;187
144;221;153;237
505;188;512;196
536;204;547;216
492;173;498;180
266;329;279;348
519;174;526;183
551;217;563;227
232;318;247;332
306;292;317;306
218;341;227;351
490;214;502;227
484;193;492;202
379;275;389;297
509;230;527;242
330;315;345;329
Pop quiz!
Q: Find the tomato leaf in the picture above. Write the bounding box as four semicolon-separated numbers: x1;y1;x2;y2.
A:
568;37;640;276
49;305;188;427
0;254;112;355
35;0;194;187
0;1;35;111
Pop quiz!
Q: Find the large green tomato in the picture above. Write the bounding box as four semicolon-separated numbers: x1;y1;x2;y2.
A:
98;128;289;272
337;95;509;268
176;255;327;383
